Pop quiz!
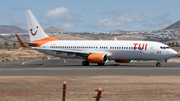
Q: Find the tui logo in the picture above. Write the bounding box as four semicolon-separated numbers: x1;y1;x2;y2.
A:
30;26;38;36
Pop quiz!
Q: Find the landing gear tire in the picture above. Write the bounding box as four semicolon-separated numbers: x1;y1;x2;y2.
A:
98;63;104;66
156;62;161;67
82;61;89;66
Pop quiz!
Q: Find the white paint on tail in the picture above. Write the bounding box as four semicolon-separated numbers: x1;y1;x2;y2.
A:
26;10;48;41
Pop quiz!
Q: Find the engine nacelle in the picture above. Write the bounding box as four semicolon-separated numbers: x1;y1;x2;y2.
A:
88;54;108;63
114;60;132;63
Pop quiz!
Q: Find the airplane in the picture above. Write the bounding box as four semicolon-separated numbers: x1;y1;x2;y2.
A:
16;10;177;67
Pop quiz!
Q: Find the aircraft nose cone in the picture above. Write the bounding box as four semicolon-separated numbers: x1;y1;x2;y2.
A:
170;50;177;57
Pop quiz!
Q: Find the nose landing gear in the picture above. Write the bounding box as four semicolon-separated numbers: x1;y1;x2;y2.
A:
156;62;161;67
156;60;166;67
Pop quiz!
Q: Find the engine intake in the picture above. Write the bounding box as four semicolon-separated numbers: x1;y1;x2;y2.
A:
88;54;108;63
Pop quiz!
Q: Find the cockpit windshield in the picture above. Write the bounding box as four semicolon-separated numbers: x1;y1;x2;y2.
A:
160;47;170;49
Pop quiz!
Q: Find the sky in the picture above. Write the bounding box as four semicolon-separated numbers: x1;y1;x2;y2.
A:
0;0;180;32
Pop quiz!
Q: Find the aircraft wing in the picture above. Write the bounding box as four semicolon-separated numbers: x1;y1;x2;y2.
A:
34;47;111;58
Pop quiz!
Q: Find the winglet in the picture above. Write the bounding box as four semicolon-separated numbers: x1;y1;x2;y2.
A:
15;34;26;52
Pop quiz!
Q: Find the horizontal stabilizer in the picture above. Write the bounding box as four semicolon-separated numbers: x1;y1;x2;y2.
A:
16;47;23;52
15;34;26;47
15;34;26;52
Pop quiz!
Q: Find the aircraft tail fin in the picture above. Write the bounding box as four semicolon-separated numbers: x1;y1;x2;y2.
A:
25;10;58;47
25;10;49;42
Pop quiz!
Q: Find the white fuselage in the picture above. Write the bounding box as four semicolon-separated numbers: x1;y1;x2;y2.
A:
36;40;177;61
23;10;178;66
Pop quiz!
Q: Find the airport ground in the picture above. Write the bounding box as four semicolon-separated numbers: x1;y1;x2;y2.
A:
1;59;180;101
0;48;180;101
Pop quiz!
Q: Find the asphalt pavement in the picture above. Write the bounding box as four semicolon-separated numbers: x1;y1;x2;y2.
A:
0;59;180;76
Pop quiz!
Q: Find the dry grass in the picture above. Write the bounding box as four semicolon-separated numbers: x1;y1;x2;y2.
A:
0;49;59;60
0;76;180;101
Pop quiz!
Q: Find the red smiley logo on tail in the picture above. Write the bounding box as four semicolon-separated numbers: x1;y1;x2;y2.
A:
30;26;38;36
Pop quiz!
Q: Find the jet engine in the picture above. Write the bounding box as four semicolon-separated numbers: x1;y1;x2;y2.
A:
88;54;108;63
114;60;132;63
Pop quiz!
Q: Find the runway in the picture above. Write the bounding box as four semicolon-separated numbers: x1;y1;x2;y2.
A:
0;59;180;76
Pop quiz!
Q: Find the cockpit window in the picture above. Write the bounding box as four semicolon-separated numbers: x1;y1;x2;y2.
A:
160;46;170;49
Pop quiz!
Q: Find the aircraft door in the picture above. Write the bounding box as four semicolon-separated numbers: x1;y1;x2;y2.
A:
150;44;154;54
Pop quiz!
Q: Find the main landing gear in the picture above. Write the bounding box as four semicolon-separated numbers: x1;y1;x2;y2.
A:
82;61;89;66
98;63;104;66
156;62;161;67
82;61;105;66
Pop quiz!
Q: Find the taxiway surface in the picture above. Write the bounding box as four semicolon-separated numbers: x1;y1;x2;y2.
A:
0;59;180;76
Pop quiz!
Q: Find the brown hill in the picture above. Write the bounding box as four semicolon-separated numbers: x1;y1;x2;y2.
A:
164;21;180;30
44;26;67;33
109;30;129;33
53;34;145;40
0;25;28;33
